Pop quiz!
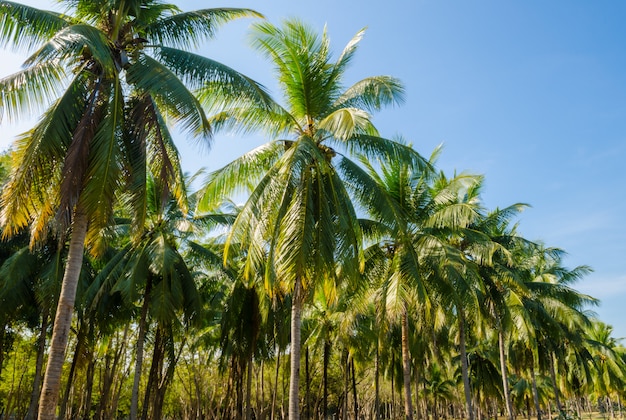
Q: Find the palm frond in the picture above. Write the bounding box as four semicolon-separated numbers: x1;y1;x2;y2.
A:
25;24;115;73
142;8;262;50
0;71;91;240
318;107;372;141
0;1;68;53
206;103;294;139
334;76;405;113
0;61;67;123
154;46;272;106
127;53;211;141
332;27;365;77
80;79;125;255
195;141;283;212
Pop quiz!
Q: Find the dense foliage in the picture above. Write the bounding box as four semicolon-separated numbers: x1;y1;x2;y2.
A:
0;1;624;420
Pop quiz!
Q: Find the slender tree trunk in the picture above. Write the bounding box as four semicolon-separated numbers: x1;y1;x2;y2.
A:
305;347;310;420
548;352;562;413
271;350;280;420
97;324;129;420
38;210;89;420
131;277;153;420
289;278;304;420
391;352;396;420
401;306;415;420
498;327;514;420
351;357;359;419
530;365;542;420
375;342;380;420
0;321;6;380
323;339;330;420
58;318;87;420
25;307;50;420
82;350;96;418
458;308;474;420
246;351;253;420
142;325;164;420
343;349;349;420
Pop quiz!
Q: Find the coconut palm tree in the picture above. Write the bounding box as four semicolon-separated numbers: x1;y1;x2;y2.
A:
196;19;420;419
355;147;493;420
0;1;267;417
87;173;240;419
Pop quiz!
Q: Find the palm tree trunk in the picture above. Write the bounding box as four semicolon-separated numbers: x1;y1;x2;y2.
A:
458;307;474;420
82;350;96;418
38;210;89;420
289;277;304;420
530;365;542;420
131;276;152;420
0;320;6;380
323;339;330;419
498;327;514;420
25;307;49;420
401;306;415;420
548;352;562;413
246;351;253;420
391;351;396;420
375;342;380;420
351;357;359;419
305;347;310;420
271;350;280;420
58;317;87;420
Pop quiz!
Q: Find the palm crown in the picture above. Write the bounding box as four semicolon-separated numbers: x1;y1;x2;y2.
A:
0;0;265;249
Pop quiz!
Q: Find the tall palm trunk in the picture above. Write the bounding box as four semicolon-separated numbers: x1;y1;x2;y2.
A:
401;306;415;420
26;307;50;420
530;364;542;420
323;339;330;419
458;307;474;420
375;342;380;420
38;210;88;420
289;277;304;420
131;276;153;420
58;317;87;420
246;351;253;420
498;327;514;420
351;357;359;418
548;352;562;413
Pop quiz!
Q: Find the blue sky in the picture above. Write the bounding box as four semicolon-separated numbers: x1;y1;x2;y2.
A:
1;1;625;340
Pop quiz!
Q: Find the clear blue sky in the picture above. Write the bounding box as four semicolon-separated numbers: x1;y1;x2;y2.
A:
1;1;625;340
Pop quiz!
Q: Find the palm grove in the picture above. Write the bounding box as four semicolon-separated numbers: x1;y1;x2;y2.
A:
0;1;623;419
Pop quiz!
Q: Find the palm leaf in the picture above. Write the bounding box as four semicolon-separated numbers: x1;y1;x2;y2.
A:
333;75;405;113
0;1;68;53
0;61;67;123
25;24;115;73
155;46;272;107
126;52;211;140
142;8;262;50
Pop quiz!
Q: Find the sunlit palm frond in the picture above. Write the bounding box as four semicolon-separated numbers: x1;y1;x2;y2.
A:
25;24;114;72
155;46;272;107
143;8;262;50
0;1;68;53
333;75;405;113
196;141;283;212
80;79;125;255
333;134;432;175
206;103;293;139
126;53;211;140
332;27;365;77
0;61;67;123
317;107;372;141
